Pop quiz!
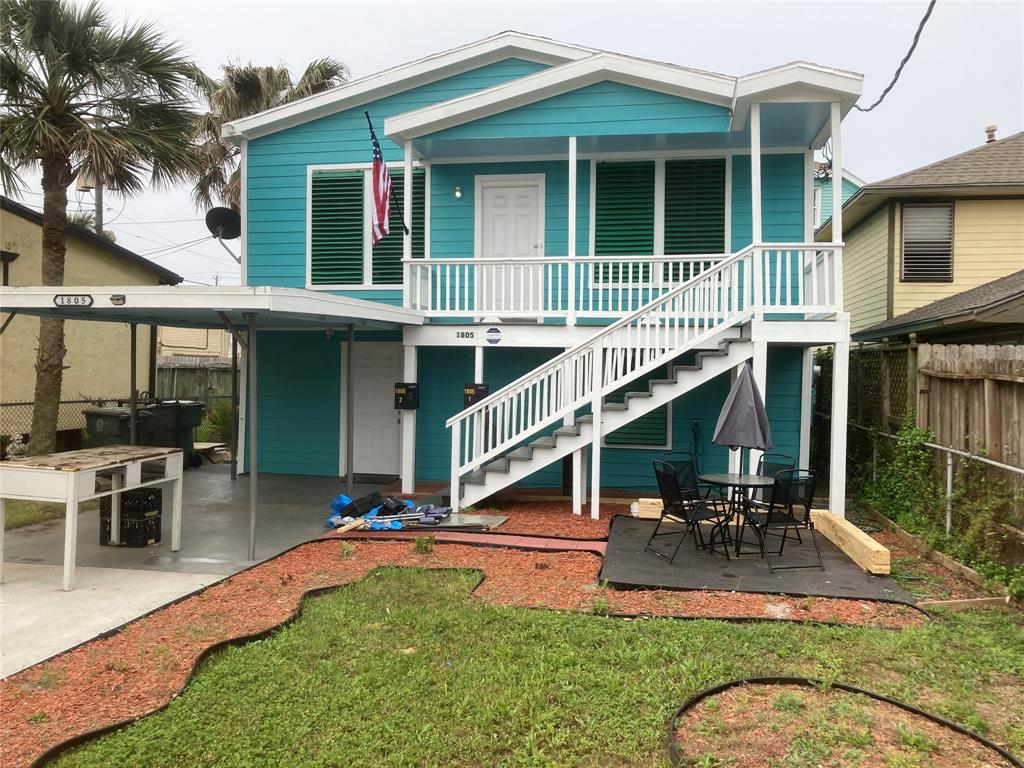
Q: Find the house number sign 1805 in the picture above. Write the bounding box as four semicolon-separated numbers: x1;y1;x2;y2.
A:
53;294;94;307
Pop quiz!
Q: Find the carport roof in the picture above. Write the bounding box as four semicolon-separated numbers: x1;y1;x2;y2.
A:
0;285;424;330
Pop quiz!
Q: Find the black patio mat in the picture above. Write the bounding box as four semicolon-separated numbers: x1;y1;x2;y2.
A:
600;515;914;604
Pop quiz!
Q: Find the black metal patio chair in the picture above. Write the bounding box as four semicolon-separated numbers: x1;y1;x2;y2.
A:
645;460;732;564
749;453;799;538
742;469;823;573
660;451;718;499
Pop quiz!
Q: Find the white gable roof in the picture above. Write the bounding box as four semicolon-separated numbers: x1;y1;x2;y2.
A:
223;32;863;144
222;32;595;141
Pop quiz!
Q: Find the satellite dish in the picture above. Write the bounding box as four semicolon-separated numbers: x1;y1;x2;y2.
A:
205;207;241;240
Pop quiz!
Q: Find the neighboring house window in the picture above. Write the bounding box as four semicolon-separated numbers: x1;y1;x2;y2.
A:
310;167;425;286
813;185;822;228
901;203;954;283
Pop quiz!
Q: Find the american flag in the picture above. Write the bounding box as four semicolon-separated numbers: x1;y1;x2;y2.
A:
366;113;392;245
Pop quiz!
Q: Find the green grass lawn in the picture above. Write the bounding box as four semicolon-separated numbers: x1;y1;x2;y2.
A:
3;499;98;530
53;568;1024;768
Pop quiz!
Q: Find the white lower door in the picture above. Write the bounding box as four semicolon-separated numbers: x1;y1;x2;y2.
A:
348;342;402;476
478;178;543;314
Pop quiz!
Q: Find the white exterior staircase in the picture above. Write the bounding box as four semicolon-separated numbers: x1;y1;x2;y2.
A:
444;243;840;512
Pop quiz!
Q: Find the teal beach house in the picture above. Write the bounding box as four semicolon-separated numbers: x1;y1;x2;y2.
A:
221;32;862;518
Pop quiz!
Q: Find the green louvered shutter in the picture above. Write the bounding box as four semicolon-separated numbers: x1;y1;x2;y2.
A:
595;161;655;256
372;168;426;284
311;170;364;285
605;364;669;447
664;159;726;281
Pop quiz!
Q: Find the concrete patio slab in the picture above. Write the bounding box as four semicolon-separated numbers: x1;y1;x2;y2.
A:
1;563;223;677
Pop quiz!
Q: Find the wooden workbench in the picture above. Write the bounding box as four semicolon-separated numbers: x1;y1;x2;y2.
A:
0;445;184;591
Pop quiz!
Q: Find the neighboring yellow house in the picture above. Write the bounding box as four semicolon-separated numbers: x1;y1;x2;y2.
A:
818;129;1024;336
0;196;181;442
157;326;231;359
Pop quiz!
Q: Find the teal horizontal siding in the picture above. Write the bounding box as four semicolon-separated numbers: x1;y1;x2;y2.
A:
246;58;550;289
250;331;341;476
412;345;805;494
731;153;806;248
429;81;730;140
431;160;590;258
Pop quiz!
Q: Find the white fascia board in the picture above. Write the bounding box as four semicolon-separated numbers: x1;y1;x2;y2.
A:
0;285;424;328
221;32;595;142
732;62;864;130
385;53;737;142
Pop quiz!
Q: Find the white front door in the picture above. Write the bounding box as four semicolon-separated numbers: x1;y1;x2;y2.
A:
478;176;544;313
348;342;402;475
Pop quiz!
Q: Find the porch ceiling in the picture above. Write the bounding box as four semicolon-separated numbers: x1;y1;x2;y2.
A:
411;101;833;160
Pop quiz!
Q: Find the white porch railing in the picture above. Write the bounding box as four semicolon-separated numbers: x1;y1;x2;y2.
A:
404;254;723;319
443;242;842;508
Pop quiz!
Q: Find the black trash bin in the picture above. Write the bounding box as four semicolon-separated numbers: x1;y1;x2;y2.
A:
84;407;153;447
100;488;162;547
143;400;205;468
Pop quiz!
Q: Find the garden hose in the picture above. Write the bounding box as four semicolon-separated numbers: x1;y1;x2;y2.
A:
667;676;1022;768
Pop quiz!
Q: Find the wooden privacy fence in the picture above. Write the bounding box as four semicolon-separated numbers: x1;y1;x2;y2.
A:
916;343;1024;467
156;357;235;406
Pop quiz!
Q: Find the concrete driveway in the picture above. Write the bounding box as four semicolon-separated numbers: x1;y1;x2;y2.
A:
1;464;391;676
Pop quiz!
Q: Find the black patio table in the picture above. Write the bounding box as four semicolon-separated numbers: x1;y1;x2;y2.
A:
698;472;775;556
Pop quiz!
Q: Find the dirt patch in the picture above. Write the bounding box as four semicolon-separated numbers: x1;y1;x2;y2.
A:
478;499;630;537
675;683;1015;767
0;540;923;768
872;531;992;601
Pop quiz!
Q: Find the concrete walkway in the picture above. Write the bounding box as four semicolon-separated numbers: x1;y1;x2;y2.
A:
1;563;223;676
2;464;391;678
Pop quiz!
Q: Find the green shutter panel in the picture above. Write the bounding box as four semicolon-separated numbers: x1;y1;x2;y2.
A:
664;159;726;255
311;170;364;285
604;365;669;448
595;161;655;256
372;168;425;284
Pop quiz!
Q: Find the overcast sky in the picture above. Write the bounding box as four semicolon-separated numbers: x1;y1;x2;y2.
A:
11;0;1024;286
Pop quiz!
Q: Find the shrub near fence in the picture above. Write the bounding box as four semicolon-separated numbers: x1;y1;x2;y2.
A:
814;339;1024;596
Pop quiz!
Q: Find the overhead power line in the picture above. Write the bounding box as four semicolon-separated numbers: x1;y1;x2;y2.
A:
855;0;938;112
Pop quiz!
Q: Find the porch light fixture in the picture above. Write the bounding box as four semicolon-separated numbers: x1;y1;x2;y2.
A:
454;185;463;199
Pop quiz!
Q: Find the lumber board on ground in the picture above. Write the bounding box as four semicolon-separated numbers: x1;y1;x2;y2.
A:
811;509;890;575
636;498;662;519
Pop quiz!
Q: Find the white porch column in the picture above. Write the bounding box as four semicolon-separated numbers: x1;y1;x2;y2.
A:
589;338;603;520
799;346;814;469
572;446;588;516
750;102;763;317
474;346;484;383
829;101;845;311
567;136;577;325
750;339;768;474
400;344;417;494
403;142;414;263
830;340;850;517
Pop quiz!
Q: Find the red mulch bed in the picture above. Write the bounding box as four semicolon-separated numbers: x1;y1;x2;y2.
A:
871;531;992;601
1;539;923;768
477;499;631;537
674;683;1016;767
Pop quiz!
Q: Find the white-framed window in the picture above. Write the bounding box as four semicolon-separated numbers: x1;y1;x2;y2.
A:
901;203;954;283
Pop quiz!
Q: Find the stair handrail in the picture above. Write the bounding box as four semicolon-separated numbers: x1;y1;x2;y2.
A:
446;243;757;430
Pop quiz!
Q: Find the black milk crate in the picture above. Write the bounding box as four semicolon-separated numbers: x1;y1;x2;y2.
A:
100;488;162;547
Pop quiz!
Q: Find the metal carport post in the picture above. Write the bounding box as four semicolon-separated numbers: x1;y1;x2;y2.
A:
246;312;257;561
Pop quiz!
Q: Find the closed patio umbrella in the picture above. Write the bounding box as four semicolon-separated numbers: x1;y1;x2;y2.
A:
713;362;772;454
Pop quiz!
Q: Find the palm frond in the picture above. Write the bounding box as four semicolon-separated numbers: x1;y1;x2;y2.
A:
287;57;349;102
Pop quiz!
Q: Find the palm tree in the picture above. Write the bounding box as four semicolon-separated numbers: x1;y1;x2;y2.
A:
190;59;349;211
1;0;200;454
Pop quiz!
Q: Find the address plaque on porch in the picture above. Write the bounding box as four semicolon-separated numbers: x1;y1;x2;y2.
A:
53;294;94;307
